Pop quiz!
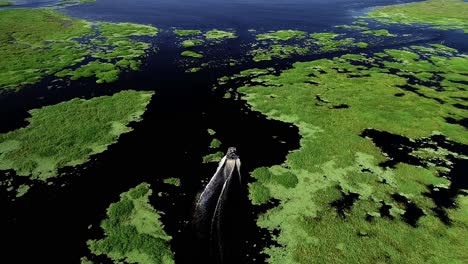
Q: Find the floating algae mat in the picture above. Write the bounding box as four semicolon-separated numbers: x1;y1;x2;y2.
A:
0;0;467;263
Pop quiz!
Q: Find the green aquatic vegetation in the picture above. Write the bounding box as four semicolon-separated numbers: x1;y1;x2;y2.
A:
97;22;158;38
204;29;236;40
385;49;420;61
0;9;158;90
181;39;204;48
226;68;274;80
187;67;201;73
362;29;396;37
239;68;272;77
181;50;203;58
207;129;216;136
203;129;223;163
174;29;202;36
92;37;150;63
429;43;457;52
0;1;13;6
80;257;93;264
0;90;153;180
310;32;340;40
256;30;306;41
16;184;30;198
0;42;89;89
380;47;468;101
335;24;368;31
248;181;271;205
353;20;369;26
163;178;181;187
236;45;468;263
251;45;309;62
0;9;92;89
87;183;174;264
57;61;120;83
58;0;95;6
202;151;224;163
309;32;362;52
367;0;468;32
210;138;221;149
357;42;369;48
0;9;93;45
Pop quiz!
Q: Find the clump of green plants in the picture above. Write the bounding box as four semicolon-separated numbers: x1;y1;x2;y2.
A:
0;9;158;90
56;61;120;83
362;29;396;37
250;45;309;62
335;24;369;31
0;9;92;89
0;90;154;180
181;50;203;58
181;39;204;48
256;30;306;41
367;0;468;32
234;44;467;263
163;178;181;187
204;29;236;40
0;1;13;6
210;138;221;149
15;184;30;198
207;128;216;136
87;183;174;264
203;129;224;163
174;29;202;36
310;32;364;52
97;22;158;38
202;151;224;163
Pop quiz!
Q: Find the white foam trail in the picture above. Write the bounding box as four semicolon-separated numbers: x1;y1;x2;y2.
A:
193;148;242;263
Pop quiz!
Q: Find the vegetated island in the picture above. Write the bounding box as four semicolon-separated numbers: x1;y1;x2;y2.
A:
0;8;157;90
85;182;174;264
249;30;369;62
204;29;236;40
202;129;223;163
256;30;306;41
181;50;204;58
0;90;154;181
233;41;467;263
174;29;202;36
181;39;204;48
0;1;13;6
367;0;468;33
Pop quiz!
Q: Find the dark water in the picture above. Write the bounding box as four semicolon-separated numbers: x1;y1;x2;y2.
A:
64;0;420;29
1;0;467;264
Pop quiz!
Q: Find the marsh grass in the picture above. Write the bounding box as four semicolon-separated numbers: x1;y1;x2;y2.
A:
181;50;204;58
181;39;204;48
250;45;309;62
0;1;13;6
204;29;236;40
87;183;174;264
367;0;468;32
0;9;157;89
256;30;306;41
362;29;396;37
163;178;181;187
0;90;154;180
174;29;202;36
237;44;468;263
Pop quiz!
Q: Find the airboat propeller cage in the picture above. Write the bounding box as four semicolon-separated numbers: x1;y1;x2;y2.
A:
193;147;242;263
